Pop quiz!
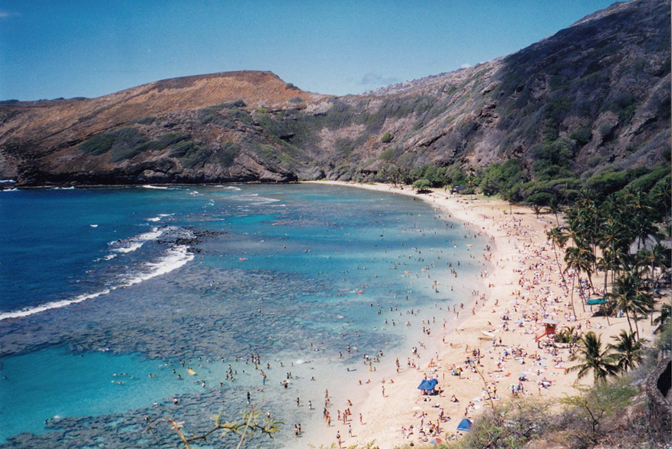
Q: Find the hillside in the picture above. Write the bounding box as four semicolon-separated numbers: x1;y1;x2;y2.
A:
0;0;669;192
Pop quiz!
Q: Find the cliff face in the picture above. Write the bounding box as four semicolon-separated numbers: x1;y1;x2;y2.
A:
0;0;669;186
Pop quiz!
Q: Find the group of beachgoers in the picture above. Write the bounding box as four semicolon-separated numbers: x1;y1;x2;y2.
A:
128;185;640;448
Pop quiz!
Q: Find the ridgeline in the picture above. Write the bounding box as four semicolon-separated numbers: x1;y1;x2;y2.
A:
0;0;669;204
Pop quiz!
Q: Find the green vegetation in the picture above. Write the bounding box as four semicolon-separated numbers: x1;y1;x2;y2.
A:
79;133;117;156
569;126;592;145
448;321;669;449
601;93;637;125
149;405;282;448
412;178;432;192
478;159;526;196
79;127;148;162
79;128;197;163
198;101;251;126
134;116;157;125
381;132;392;143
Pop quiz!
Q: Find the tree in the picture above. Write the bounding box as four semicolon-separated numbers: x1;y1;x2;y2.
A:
547;227;569;285
148;406;282;449
561;378;637;446
654;303;671;334
565;242;596;313
607;330;646;373
620;188;656;251
606;271;652;339
547;196;563;226
567;331;619;383
412;178;432;192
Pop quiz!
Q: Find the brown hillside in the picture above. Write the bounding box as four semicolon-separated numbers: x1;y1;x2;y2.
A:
0;71;319;157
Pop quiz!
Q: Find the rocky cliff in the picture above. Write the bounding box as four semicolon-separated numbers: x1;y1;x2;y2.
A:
0;0;669;187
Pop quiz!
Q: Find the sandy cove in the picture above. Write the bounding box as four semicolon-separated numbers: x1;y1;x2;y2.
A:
304;180;655;449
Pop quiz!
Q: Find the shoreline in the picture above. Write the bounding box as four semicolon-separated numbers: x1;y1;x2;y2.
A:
303;180;655;448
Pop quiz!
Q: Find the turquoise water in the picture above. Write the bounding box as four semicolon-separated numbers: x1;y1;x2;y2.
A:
0;184;488;447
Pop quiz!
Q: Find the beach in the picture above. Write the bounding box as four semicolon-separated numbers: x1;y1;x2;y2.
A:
306;181;656;448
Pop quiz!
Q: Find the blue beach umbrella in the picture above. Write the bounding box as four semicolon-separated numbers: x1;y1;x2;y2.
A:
418;379;438;391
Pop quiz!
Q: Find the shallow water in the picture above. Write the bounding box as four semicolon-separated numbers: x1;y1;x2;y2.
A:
0;184;488;447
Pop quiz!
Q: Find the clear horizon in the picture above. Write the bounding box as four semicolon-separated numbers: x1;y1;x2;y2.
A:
1;0;616;101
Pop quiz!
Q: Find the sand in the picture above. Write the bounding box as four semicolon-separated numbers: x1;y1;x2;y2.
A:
304;180;657;449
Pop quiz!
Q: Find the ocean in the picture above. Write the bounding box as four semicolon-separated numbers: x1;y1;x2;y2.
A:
0;183;487;447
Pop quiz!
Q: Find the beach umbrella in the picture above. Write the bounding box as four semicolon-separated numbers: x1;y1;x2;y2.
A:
518;373;527;380
418;379;438;390
457;418;473;431
429;437;443;445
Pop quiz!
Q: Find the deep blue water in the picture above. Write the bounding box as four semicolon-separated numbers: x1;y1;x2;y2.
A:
0;184;488;447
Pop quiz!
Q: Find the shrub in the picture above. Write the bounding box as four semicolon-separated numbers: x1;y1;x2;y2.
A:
532;138;575;181
134;116;157;125
216;141;240;167
79;127;150;161
378;147;398;161
598;122;616;137
570;126;592;145
586;170;629;197
601;93;637;125
412;178;432;192
381;132;393;143
559;378;637;447
452;399;555;449
79;133;116;156
479;159;526;196
108;128;149;162
288;96;304;104
625;165;669;192
144;132;191;152
526;191;554;207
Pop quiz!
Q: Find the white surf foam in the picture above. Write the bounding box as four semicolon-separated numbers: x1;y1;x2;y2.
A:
142;185;168;190
0;245;194;321
0;289;111;321
147;213;173;222
215;186;242;191
1;188;18;192
110;227;164;253
0;179;15;183
122;245;193;287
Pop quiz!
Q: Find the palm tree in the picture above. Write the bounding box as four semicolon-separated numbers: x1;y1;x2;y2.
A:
547;227;569;285
607;330;647;373
622;189;657;251
654;303;671;334
531;204;543;218
547;197;563;226
607;271;652;339
595;251;615;326
651;176;671;218
567;331;619;383
644;244;670;287
565;241;596;313
597;218;627;283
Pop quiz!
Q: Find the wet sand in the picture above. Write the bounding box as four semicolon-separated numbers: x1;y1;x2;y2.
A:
304;180;656;448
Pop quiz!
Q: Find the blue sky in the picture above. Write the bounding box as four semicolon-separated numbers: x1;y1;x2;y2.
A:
0;0;616;100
